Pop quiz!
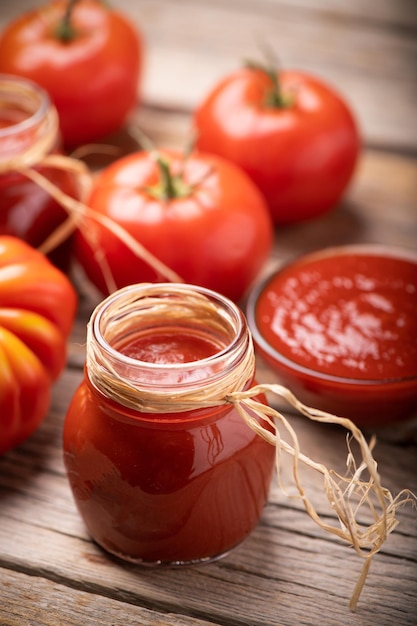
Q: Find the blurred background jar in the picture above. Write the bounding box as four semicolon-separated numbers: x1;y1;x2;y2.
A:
0;73;79;270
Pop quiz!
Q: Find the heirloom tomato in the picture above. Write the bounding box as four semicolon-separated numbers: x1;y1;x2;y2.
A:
0;0;143;147
0;236;77;455
75;149;273;301
194;66;360;225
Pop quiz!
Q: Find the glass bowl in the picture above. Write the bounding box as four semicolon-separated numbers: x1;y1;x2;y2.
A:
246;244;417;428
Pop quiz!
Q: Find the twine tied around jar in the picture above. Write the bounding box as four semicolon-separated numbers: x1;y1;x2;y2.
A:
87;284;256;411
85;284;416;613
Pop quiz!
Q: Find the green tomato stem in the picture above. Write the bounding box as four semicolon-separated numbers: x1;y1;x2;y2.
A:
147;153;191;201
55;0;79;43
128;127;192;200
245;60;294;109
157;155;178;200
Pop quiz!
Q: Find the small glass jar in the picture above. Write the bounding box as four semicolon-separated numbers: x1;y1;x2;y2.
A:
0;74;77;269
63;283;275;565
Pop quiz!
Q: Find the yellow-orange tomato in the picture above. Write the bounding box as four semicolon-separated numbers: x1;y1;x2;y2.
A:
0;236;77;455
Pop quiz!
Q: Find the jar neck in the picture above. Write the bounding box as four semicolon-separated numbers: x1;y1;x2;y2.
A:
86;283;256;413
0;74;60;172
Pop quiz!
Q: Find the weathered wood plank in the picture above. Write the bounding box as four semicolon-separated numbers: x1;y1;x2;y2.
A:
0;568;220;626
0;502;415;626
2;0;417;30
183;0;417;29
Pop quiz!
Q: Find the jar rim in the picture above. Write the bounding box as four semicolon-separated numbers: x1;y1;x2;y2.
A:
86;283;255;414
91;282;246;372
0;73;51;138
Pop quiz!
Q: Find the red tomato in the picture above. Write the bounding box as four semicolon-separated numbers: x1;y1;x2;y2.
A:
75;149;273;302
0;236;77;455
194;67;360;225
0;0;142;147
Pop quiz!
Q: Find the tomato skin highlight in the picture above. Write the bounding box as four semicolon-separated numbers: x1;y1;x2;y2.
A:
194;68;360;225
0;236;77;455
0;0;143;146
75;149;274;302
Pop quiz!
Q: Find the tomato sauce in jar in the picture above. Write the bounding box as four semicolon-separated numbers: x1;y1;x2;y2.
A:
0;74;77;269
63;284;275;564
248;245;417;426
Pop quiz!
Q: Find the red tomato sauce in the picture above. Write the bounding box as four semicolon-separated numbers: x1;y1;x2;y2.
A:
0;99;76;270
119;329;221;364
255;252;417;381
63;328;275;564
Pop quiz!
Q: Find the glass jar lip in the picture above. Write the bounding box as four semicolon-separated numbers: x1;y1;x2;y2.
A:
91;282;247;372
0;73;51;137
246;243;417;387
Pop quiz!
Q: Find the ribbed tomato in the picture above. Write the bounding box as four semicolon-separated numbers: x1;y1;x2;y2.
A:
0;236;77;455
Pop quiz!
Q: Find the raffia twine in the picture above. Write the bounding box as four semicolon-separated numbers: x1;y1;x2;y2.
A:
2;99;183;290
87;284;253;411
86;284;416;612
5;105;416;610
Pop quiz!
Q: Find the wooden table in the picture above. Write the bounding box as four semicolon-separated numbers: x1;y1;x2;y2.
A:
1;1;416;625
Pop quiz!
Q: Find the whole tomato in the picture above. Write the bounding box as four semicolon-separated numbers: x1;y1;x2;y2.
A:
75;149;273;302
0;0;143;147
194;65;360;225
0;236;77;455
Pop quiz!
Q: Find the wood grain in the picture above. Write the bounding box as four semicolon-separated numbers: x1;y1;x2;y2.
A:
1;569;219;626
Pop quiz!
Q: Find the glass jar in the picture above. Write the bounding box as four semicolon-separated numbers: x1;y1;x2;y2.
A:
0;74;77;269
63;283;275;565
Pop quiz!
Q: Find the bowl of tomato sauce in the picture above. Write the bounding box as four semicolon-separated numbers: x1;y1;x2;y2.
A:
247;244;417;428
